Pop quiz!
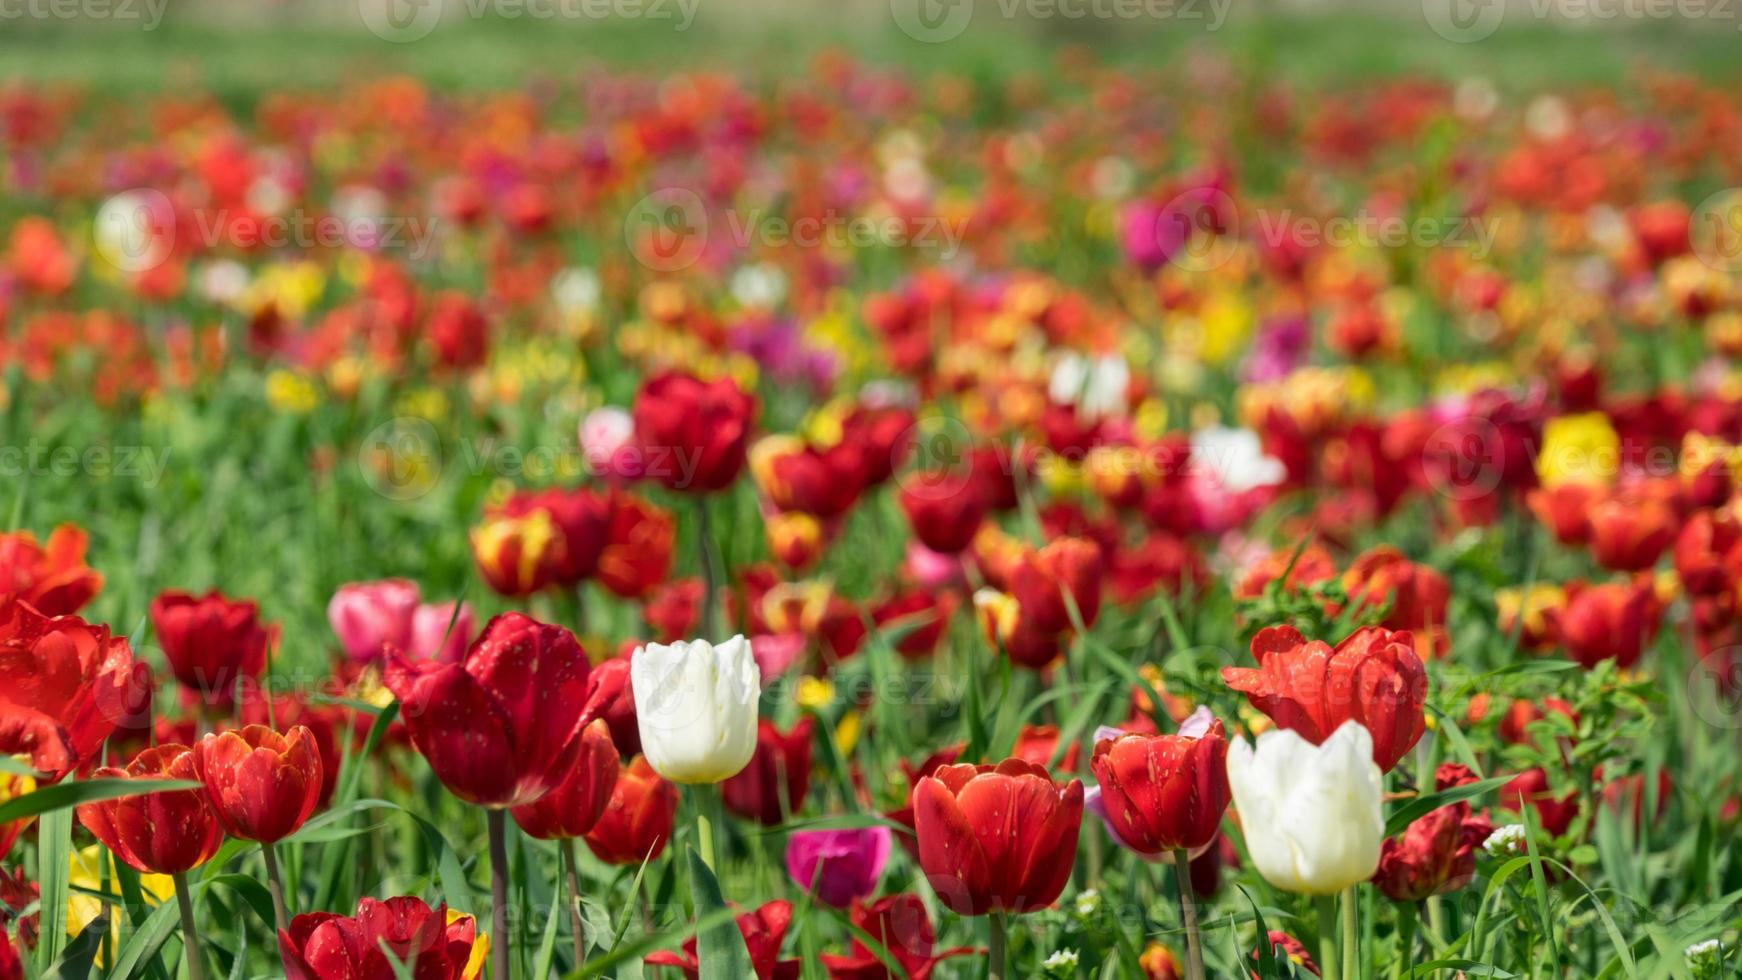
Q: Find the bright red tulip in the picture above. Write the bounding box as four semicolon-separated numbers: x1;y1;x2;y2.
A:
278;896;480;980
585;657;640;758
1340;547;1450;659
595;492;675;599
1587;497;1675;573
0;929;19;980
0;705;75;858
819;894;970;980
839;405;914;488
910;758;1083;915
385;612;591;808
1558;579;1661;669
1525;483;1599;546
426;290;490;370
583;756;677;865
149;589;274;706
722;718;814;825
645;899;800;980
0;599;150;768
898;483;985;555
191;724;324;844
1372;764;1493;901
510;719;619;840
1090;720;1231;854
77;744;224;874
238;692;347;808
1674;509;1742;597
1221;625;1428;772
0;524;102;616
1008;537;1103;635
1501;767;1580;837
489;487;611;585
633;370;757;493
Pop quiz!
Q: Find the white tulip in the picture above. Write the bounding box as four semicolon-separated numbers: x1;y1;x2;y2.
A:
1227;720;1385;896
630;635;761;784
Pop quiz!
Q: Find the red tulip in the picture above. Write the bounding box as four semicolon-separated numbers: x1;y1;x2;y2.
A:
870;590;955;660
820;894;971;980
0;599;150;768
595;493;675;600
1674;509;1742;597
1253;931;1320;977
77;744;224;874
489;487;612;585
911;758;1083;915
633;370;757;493
1372;764;1493;901
1587;497;1675;573
385;612;591;808
1558;579;1661;669
510;719;619;840
239;693;347;809
585;657;640;758
898;482;985;555
192;725;323;844
885;745;964;857
749;437;867;518
1340;547;1450;659
1501;767;1580;837
722;718;814;825
278;896;479;980
1108;533;1205;606
1009;537;1103;635
583;756;677;865
839;405;914;488
0;866;35;951
0;705;75;857
1221;625;1428;772
0;929;19;980
469;510;558;598
643;578;704;643
149;589;274;706
1525;484;1599;546
0;524;102;616
1090;720;1231;854
646;899;800;980
426;290;490;369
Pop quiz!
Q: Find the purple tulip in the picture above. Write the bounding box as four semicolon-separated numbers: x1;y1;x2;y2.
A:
785;825;892;907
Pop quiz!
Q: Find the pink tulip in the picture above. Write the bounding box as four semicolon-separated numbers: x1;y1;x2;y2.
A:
785;825;891;907
410;600;475;663
327;579;419;661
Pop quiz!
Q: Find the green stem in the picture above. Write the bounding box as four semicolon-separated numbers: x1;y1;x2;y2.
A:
1172;849;1206;980
1316;894;1341;980
1394;902;1418;980
487;809;512;980
1342;887;1360;980
261;842;290;934
694;786;717;873
173;873;207;980
562;838;587;970
988;910;1009;980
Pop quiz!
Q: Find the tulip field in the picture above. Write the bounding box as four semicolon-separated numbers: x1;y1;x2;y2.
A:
4;8;1742;979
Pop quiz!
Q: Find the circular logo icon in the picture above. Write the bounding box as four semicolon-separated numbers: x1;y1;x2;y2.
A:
1421;0;1505;43
1686;652;1742;731
1691;188;1742;273
93;188;175;274
358;417;443;501
890;0;974;43
894;415;976;502
360;0;443;43
1421;417;1505;501
1159;187;1240;273
624;187;709;273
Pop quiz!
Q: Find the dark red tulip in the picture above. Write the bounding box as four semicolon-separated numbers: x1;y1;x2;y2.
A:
646;900;800;980
426;290;491;369
840;405;915;488
385;612;591;809
149;589;274;706
643;578;704;643
1253;931;1320;978
1090;720;1231;854
595;493;675;600
510;719;619;840
1674;509;1742;597
911;758;1083;915
77;744;224;874
750;437;867;518
1587;497;1675;573
0;524;102;616
1526;484;1599;546
0;929;18;980
1222;625;1428;772
489;487;612;585
1009;537;1103;635
279;896;479;980
1340;547;1450;659
1558;579;1661;669
870;591;955;660
820;894;971;980
0;705;74;858
1373;764;1493;901
1501;767;1580;837
583;756;678;865
585;657;640;758
898;482;985;555
192;724;323;844
722;718;814;825
885;745;964;857
633;370;757;493
0;599;150;767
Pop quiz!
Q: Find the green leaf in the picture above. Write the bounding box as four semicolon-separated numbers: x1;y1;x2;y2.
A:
1407;960;1516;978
0;779;203;827
568;908;737;979
205;874;276;931
1385;775;1513;836
42;912;106;980
531;879;564;980
685;846;750;980
104;896;179;980
37;807;72;970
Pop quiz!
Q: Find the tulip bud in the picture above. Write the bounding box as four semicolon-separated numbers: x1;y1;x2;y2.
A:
911;758;1083;915
630;636;760;784
1090;718;1231;855
1227;721;1384;896
583;756;678;865
192;725;324;844
279;896;481;980
77;744;224;875
632;370;757;494
149;589;275;707
785;826;891;907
